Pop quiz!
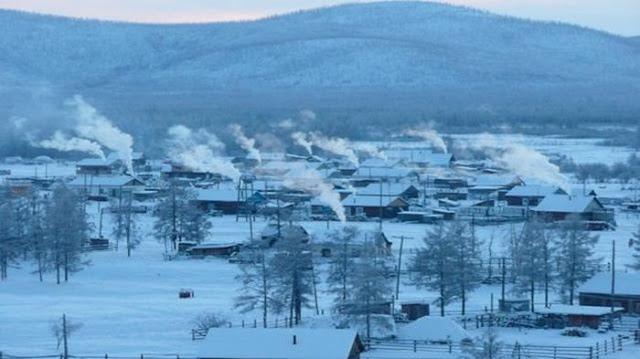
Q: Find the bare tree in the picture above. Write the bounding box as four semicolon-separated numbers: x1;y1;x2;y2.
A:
51;314;82;359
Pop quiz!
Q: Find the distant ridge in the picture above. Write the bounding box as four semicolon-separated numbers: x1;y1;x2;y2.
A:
0;1;639;139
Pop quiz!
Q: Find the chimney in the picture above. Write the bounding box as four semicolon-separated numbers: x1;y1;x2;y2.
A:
293;334;297;345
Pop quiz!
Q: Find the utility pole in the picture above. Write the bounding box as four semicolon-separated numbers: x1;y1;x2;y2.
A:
392;235;411;300
501;257;506;311
611;240;616;314
62;314;68;359
378;179;384;231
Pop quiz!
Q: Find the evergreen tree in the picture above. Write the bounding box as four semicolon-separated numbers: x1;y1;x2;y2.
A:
345;240;393;339
512;219;548;311
450;220;483;315
554;216;600;304
0;186;20;280
409;223;458;316
269;234;314;326
111;191;141;257
326;226;359;305
44;184;91;284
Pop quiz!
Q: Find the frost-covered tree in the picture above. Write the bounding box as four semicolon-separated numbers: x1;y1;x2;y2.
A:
409;223;458;316
345;240;393;339
154;182;210;252
512;219;551;311
26;189;47;282
0;186;21;280
461;326;506;359
111;191;140;257
450;220;483;315
234;243;282;328
554;216;600;304
269;234;314;326
627;224;640;271
326;225;359;305
44;184;91;284
180;200;212;245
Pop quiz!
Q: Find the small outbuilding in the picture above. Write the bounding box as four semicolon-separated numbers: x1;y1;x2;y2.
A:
534;304;623;329
579;272;640;314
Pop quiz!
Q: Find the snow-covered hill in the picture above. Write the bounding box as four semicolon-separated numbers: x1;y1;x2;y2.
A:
1;1;639;132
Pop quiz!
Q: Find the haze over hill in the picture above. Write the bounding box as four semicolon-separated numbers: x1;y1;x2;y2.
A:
1;1;639;153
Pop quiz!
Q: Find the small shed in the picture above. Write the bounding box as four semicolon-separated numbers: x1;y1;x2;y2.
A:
187;242;242;257
534;304;623;329
579;272;640;314
400;300;430;321
342;195;409;219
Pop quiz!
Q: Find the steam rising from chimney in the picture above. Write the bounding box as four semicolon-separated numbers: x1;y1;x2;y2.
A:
167;125;240;182
37;131;106;159
404;127;448;153
291;132;313;155
464;133;568;189
309;133;359;166
229;124;262;164
284;166;346;223
67;95;134;174
352;142;387;160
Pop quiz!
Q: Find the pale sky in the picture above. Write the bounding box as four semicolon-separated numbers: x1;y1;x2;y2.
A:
0;0;638;36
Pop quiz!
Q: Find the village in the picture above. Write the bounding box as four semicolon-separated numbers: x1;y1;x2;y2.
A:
1;126;640;359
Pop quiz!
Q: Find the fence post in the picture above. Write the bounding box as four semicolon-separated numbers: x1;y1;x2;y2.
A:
413;340;416;352
588;346;592;359
254;319;257;328
140;355;144;359
595;342;599;359
448;340;452;354
611;337;615;352
604;339;608;354
553;346;557;359
104;354;108;359
618;334;622;351
1;351;3;359
242;320;245;328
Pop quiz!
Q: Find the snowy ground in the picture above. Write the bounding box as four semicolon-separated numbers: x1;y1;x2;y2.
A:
1;210;639;356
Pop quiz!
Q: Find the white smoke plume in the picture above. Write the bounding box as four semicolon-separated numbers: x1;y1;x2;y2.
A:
67;95;134;173
167;125;240;182
309;132;359;166
352;142;387;160
404;128;448;153
464;133;569;189
229;124;262;164
291;132;313;155
37;131;106;159
299;109;317;122
284;166;346;223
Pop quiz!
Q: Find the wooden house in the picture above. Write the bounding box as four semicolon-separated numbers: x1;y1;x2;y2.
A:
531;194;615;230
504;185;566;207
341;194;409;219
197;328;365;359
76;155;123;176
68;175;145;198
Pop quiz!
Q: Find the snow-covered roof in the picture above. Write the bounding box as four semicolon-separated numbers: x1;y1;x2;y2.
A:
341;194;408;207
386;149;453;166
359;158;401;168
579;272;640;296
189;242;242;250
356;182;417;197
68;175;142;187
533;194;602;213
194;188;239;202
353;167;416;179
535;304;623;316
396;316;469;342
197;328;360;359
470;174;522;188
77;153;121;167
505;185;564;197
